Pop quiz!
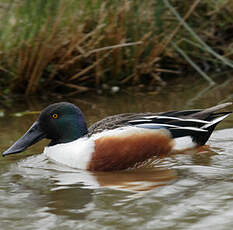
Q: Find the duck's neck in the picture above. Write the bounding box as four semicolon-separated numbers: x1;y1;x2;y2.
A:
49;121;88;146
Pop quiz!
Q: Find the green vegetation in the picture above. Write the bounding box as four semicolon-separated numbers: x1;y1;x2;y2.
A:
0;0;233;95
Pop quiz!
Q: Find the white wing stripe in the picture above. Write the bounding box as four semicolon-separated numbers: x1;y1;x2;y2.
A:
202;114;230;129
170;126;207;132
135;123;207;132
141;115;210;124
135;123;179;128
129;119;152;123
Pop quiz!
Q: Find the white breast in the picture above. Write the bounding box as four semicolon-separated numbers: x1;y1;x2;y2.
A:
43;137;95;170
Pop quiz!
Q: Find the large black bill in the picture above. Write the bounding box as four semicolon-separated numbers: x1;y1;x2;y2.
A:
2;121;46;157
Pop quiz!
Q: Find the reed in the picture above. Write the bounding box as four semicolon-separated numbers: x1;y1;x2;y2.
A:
0;0;232;95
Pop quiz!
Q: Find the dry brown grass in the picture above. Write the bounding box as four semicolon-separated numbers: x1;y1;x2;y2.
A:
0;0;233;95
0;1;170;95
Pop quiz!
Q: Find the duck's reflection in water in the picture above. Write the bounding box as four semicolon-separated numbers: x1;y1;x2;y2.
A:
52;164;177;192
16;154;177;220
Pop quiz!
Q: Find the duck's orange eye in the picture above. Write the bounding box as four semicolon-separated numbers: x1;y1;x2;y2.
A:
52;113;58;119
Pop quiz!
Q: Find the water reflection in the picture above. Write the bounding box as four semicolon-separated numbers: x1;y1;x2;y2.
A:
48;187;93;220
1;156;94;222
53;167;177;192
0;152;178;224
18;154;177;193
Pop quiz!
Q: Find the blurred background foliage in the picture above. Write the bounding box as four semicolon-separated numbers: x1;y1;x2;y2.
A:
0;0;233;95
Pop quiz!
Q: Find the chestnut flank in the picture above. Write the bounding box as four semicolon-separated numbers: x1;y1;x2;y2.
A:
88;132;173;171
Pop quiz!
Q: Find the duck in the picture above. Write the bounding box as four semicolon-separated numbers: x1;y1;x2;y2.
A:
2;102;232;171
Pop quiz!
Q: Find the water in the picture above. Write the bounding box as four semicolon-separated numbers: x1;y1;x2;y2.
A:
0;76;233;230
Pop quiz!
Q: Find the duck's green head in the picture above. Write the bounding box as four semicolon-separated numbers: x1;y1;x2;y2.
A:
2;102;88;156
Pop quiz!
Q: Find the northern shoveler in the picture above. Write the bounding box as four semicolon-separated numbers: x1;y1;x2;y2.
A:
2;102;232;171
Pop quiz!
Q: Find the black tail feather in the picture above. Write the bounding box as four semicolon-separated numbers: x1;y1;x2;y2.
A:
192;112;231;145
191;123;218;145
